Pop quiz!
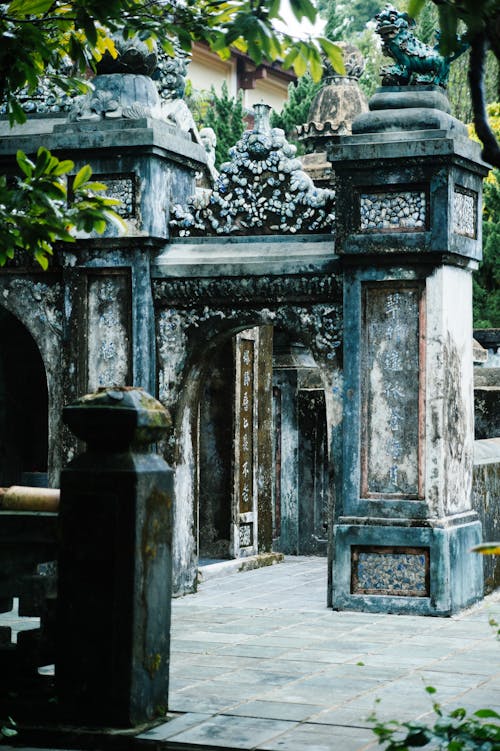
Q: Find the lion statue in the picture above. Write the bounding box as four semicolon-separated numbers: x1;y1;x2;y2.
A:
374;5;467;87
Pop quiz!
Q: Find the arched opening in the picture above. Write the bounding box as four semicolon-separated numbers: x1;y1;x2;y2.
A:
0;307;49;487
195;325;329;570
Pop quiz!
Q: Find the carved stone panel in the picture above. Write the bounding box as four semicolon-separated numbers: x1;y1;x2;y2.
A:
351;546;430;597
87;273;131;392
361;284;425;498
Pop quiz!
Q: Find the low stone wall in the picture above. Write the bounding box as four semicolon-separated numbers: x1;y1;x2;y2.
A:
472;439;500;593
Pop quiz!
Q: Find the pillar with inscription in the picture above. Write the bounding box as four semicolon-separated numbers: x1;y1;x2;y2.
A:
330;81;488;615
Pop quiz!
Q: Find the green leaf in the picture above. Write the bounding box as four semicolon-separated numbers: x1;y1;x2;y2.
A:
425;686;437;695
308;46;323;82
72;164;93;191
407;0;426;18
471;542;500;555
34;250;49;270
34;147;52;177
293;52;308;77
1;727;17;738
52;160;75;177
8;0;54;16
289;0;316;24
282;46;299;69
8;97;27;126
474;708;500;719
16;150;33;178
318;37;345;75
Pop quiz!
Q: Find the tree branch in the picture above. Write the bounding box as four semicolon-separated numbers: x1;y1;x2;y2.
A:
469;32;500;168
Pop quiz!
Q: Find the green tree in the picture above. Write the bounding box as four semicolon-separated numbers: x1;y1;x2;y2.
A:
0;0;345;267
474;169;500;327
409;0;500;167
270;74;321;150
469;103;500;326
202;83;245;168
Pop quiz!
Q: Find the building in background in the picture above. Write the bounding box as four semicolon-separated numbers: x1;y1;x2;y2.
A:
188;42;296;114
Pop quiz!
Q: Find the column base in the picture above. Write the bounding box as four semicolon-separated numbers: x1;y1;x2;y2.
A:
332;520;483;616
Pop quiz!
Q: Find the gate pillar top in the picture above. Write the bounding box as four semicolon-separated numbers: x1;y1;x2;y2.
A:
329;86;489;264
63;385;172;450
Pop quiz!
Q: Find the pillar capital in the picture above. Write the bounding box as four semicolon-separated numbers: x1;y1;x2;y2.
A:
329;86;489;264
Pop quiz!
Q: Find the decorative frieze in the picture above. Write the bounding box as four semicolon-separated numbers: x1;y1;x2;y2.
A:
170;103;335;237
453;187;477;239
351;546;429;596
360;190;426;232
153;274;342;307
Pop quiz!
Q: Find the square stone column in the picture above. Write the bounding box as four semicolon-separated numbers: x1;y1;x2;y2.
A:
330;86;488;615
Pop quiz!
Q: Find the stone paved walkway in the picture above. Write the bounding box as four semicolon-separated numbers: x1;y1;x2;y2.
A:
2;556;500;750
136;556;500;750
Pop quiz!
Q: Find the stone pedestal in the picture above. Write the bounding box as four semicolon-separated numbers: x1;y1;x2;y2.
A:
329;86;488;615
56;387;173;726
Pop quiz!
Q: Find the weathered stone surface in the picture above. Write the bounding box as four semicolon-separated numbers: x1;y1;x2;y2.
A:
57;387;173;727
474;388;500;439
331;89;487;263
170;104;335;237
472;439;500;592
369;86;451;112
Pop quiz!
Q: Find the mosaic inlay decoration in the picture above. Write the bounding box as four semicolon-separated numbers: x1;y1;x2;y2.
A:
351;546;430;597
239;523;253;548
361;285;424;498
360;190;426;232
95;175;136;218
453;187;476;239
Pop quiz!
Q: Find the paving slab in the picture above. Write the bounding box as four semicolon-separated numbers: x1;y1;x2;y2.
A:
166;556;500;750
2;556;500;751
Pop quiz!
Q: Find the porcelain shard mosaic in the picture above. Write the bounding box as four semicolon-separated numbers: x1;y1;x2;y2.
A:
352;548;429;596
360;190;426;231
453;188;476;238
97;176;135;217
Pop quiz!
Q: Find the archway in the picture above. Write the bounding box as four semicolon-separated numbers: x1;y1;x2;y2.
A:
195;325;329;568
0;307;49;487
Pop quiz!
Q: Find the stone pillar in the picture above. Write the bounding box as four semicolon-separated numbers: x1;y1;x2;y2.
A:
56;387;173;726
330;86;488;615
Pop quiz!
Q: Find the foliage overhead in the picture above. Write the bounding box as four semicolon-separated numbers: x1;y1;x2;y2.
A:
0;147;124;269
0;0;346;266
0;0;345;126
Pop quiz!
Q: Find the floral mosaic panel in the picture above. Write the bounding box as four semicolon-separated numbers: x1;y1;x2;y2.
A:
352;546;429;597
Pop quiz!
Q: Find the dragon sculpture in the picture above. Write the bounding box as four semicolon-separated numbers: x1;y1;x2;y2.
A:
374;5;467;88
